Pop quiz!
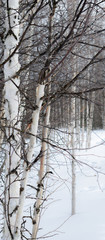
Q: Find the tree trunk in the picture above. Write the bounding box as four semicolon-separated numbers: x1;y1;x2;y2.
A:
102;89;105;130
32;98;51;239
14;84;45;240
81;99;85;146
31;4;55;237
71;92;76;215
0;92;5;149
3;0;20;239
87;92;95;148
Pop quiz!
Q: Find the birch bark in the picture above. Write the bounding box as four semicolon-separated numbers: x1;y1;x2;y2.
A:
102;89;105;130
0;93;5;149
3;0;20;239
31;4;55;237
87;92;95;148
71;87;76;215
81;99;85;146
32;97;51;239
13;84;45;240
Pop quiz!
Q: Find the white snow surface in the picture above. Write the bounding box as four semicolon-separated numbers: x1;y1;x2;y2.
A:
1;130;105;240
37;130;105;240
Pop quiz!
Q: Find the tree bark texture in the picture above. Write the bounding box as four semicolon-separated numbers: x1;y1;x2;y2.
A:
3;0;20;239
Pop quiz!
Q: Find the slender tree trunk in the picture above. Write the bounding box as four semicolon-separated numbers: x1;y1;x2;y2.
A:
81;99;85;146
0;92;5;149
71;91;76;215
75;97;80;148
87;92;95;147
68;87;76;216
86;95;89;149
102;89;105;130
14;84;45;240
31;4;55;237
32;97;51;239
3;0;20;239
71;153;76;215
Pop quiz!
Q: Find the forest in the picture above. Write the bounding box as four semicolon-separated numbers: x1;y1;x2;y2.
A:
0;0;105;240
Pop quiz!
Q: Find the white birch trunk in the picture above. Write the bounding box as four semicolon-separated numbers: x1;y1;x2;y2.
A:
86;37;92;149
71;153;76;215
71;91;76;215
102;89;105;130
68;86;76;216
31;4;54;236
32;100;51;239
75;97;80;148
14;84;45;240
86;96;89;149
70;38;76;214
3;0;20;239
87;92;95;148
0;93;5;148
81;99;85;146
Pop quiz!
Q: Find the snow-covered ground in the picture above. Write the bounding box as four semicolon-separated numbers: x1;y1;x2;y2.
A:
1;130;105;240
38;130;105;240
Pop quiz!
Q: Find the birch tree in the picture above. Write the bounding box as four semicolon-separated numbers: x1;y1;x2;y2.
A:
3;1;45;239
3;0;21;239
31;3;55;237
0;1;105;239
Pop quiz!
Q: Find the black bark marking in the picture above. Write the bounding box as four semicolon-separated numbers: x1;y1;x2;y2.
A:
32;220;36;225
20;187;24;194
9;205;19;217
5;29;17;40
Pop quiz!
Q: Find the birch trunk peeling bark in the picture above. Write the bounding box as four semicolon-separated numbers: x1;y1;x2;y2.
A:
3;0;20;239
14;84;45;240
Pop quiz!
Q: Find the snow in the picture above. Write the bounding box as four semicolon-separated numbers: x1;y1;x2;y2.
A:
1;130;105;239
38;130;105;240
